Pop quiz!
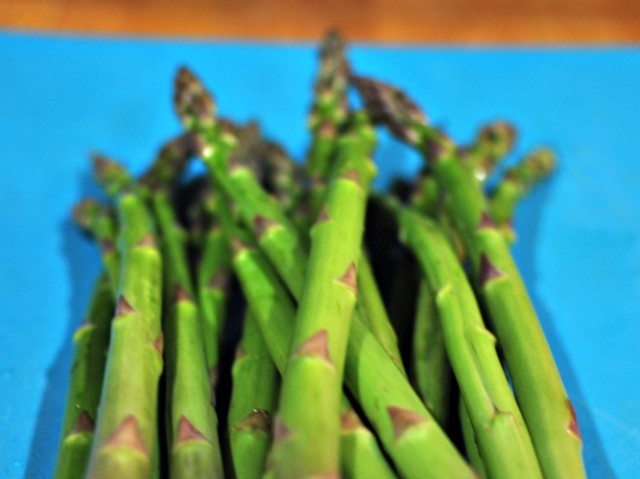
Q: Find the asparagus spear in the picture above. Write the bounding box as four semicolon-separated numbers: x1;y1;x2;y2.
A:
228;311;278;479
458;121;517;182
396;206;542;479
54;273;113;479
411;278;451;426
72;199;120;296
272;111;376;478
144;136;224;478
459;399;487;479
353;75;585;478
490;148;556;226
86;156;163;479
175;67;474;478
230;230;472;479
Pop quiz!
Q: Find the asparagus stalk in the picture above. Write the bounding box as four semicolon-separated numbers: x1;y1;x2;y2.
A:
230;231;472;479
459;400;487;479
174;67;471;478
353;75;585;478
86;156;163;479
228;311;278;479
54;273;114;479
490;148;556;226
411;278;451;426
272;111;376;478
144;136;224;478
397;206;542;479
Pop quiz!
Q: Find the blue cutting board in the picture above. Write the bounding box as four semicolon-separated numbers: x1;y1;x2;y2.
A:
1;31;638;478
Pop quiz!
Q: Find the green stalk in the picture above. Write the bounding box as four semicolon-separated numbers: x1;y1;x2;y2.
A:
231;233;472;479
272;112;376;478
152;190;224;478
353;75;585;478
459;399;486;479
228;311;278;479
397;207;541;479
55;273;114;479
86;157;163;479
229;234;395;479
411;278;451;426
306;30;349;216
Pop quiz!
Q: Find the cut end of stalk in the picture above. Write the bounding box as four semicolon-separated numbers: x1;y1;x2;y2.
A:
340;409;363;432
176;416;208;445
235;409;272;433
479;253;503;286
567;399;582;440
338;262;358;295
387;406;428;441
71;410;95;435
294;330;333;365
253;215;279;237
105;415;148;457
115;294;136;316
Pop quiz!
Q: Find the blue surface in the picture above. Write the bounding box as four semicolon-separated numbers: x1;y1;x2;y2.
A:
1;31;639;478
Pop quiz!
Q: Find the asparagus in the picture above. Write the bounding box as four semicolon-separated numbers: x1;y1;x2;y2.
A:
272;111;376;478
230;230;472;479
397;206;542;479
306;30;350;216
72;199;120;295
228;311;278;479
459;400;487;479
144;136;224;478
86;156;163;479
228;233;395;479
458;121;517;182
54;273;114;479
411;278;451;426
490;148;556;226
353;75;585;478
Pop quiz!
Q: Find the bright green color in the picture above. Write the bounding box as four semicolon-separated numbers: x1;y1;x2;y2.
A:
54;273;113;479
398;207;542;479
228;312;278;479
459;399;486;479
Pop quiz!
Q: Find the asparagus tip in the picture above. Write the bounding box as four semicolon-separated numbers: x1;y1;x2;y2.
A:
387;406;427;441
174;66;216;128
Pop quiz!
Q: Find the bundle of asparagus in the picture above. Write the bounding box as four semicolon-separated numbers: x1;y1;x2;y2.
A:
55;32;585;479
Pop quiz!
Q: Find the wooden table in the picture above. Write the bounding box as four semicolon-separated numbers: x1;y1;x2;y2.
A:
1;0;639;42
